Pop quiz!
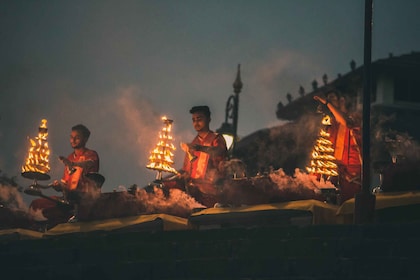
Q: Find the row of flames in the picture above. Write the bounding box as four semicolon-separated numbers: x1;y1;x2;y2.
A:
21;116;179;181
144;113;340;183
21;113;337;187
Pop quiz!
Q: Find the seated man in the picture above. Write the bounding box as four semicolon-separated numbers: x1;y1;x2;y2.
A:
163;106;228;207
29;124;101;223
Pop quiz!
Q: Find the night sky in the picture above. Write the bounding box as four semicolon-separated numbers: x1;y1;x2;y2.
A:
1;0;419;197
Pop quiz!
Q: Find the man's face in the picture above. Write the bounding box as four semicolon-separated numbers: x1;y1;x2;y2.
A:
191;112;210;133
70;130;87;149
326;92;339;107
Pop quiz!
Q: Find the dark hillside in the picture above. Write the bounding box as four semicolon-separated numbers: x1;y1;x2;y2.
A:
234;113;321;176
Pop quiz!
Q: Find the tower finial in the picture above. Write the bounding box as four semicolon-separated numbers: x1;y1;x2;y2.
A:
233;64;243;94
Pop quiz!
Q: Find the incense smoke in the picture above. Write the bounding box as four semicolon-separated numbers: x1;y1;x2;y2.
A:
134;187;205;216
82;186;205;220
372;113;420;164
0;183;28;211
234;113;322;177
219;167;332;206
27;208;48;222
253;49;324;108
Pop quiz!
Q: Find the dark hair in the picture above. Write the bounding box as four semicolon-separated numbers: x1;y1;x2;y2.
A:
325;89;340;98
72;124;91;139
324;87;345;98
189;106;211;118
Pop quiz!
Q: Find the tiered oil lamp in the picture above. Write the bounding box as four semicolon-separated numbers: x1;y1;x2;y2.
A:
307;115;338;178
21;119;51;190
21;119;69;205
146;116;178;182
307;114;339;203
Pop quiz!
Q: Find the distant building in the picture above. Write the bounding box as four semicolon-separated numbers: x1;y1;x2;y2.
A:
276;51;420;140
236;52;420;177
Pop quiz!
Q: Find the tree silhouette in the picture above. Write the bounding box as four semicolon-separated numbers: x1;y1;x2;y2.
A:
350;60;356;71
298;86;305;97
286;93;293;103
322;74;328;85
312;79;318;91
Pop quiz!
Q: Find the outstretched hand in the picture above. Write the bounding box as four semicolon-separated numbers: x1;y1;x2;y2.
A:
180;142;189;152
180;142;198;162
59;156;72;167
314;95;326;105
51;180;63;192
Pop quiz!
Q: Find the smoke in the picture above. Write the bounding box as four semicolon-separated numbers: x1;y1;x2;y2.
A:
114;87;161;159
80;87;163;189
133;187;205;217
235;113;322;176
0;183;28;211
81;186;205;220
87;86;199;190
270;168;335;191
372;113;420;164
27;207;48;222
219;168;333;206
0;176;37;230
30;167;332;224
251;49;323;106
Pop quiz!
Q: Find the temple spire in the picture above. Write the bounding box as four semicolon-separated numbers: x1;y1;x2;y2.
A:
233;64;243;94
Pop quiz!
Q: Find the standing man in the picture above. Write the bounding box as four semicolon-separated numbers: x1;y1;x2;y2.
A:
164;106;228;207
314;91;362;203
29;124;101;223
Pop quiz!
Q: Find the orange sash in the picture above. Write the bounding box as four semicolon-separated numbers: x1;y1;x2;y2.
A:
334;123;346;161
191;133;218;180
68;166;82;190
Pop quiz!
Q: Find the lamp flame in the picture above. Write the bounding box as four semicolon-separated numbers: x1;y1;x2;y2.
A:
22;119;51;175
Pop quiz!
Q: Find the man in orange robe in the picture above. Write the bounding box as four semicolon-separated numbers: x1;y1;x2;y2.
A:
29;124;101;224
314;91;362;203
164;106;228;207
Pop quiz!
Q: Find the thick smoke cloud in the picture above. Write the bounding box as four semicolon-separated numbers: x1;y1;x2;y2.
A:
0;183;27;211
219;167;334;206
0;171;27;210
80;186;205;220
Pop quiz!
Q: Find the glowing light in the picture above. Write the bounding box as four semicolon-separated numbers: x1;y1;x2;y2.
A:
322;115;331;125
306;115;338;178
146;116;178;176
22;119;51;174
222;134;234;150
